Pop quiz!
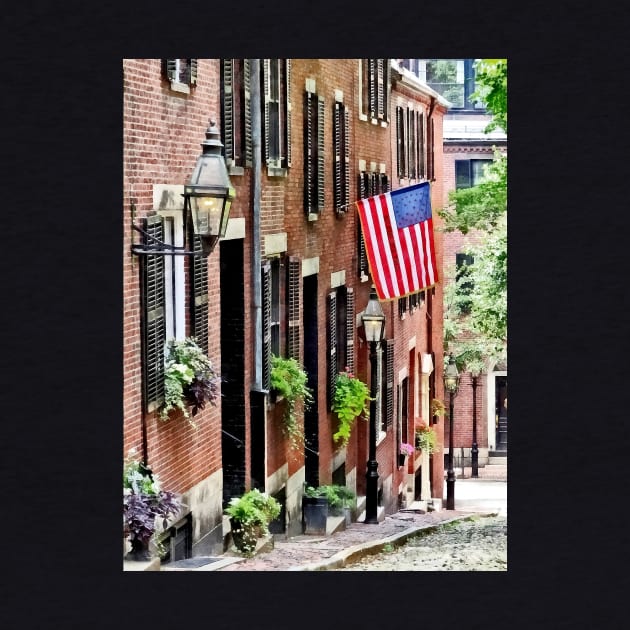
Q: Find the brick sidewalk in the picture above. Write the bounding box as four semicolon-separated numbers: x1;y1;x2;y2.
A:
215;508;485;571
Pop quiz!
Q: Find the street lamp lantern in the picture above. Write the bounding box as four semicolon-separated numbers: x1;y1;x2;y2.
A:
361;286;385;524
130;119;235;258
184;120;236;256
443;357;459;509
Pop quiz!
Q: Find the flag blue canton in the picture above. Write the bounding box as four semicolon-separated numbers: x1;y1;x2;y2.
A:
390;182;431;228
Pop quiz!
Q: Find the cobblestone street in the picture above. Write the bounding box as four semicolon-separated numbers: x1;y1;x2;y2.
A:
337;513;507;571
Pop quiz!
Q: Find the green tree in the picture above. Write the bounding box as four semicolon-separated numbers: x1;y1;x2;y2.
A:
440;59;507;369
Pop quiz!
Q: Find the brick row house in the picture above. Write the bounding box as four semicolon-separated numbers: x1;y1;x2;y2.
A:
123;59;448;563
400;59;508;469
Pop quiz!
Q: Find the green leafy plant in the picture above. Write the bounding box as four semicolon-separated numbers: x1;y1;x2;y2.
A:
415;422;439;454
332;367;372;447
304;484;356;515
160;337;220;428
123;450;182;560
270;354;314;450
224;489;281;557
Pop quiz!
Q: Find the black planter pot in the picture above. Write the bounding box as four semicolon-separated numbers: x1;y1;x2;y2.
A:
230;519;264;556
125;536;152;561
302;496;328;535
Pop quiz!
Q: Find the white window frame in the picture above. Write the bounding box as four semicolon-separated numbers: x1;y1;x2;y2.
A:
159;210;186;343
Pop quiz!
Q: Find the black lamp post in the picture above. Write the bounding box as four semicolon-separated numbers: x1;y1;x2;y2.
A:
131;120;235;258
471;370;480;478
444;357;460;510
361;286;385;524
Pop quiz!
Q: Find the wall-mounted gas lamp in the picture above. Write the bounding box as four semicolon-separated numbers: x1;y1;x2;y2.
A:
131;120;235;258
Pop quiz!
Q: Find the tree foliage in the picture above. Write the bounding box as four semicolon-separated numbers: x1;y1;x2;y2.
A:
440;59;508;370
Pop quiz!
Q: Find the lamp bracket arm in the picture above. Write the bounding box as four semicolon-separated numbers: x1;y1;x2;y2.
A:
131;223;188;251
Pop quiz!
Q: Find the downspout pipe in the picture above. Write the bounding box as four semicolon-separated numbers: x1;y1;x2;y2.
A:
250;58;263;391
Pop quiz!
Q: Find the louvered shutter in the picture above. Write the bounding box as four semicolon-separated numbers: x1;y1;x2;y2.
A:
261;262;272;390
189;59;198;85
222;59;235;164
285;59;292;168
163;59;177;82
371;172;379;196
383;60;391;122
305;90;315;214
380;174;390;193
343;107;350;209
243;59;253;167
263;59;271;165
368;59;377;120
385;338;394;428
287;257;300;361
357;218;368;277
333;102;342;212
345;288;355;373
396;106;404;178
398;296;407;318
317;95;325;212
327;292;337;409
418;112;425;180
377;59;384;119
191;234;209;354
141;215;166;412
409;108;416;180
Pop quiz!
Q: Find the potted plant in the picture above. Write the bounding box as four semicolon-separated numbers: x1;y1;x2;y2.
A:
415;422;440;454
303;484;356;531
160;337;221;428
224;489;281;557
399;442;415;467
331;367;372;448
270;354;314;451
123;450;182;561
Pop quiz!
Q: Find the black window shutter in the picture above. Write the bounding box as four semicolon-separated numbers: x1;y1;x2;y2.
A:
345;287;355;373
287;257;300;361
141;215;166;413
428;118;435;180
333;102;342;212
396;106;404;178
285;59;292;168
243;59;253;167
418;112;425;180
163;59;177;82
317;95;325;212
380;173;390;193
189;59;198;85
327;292;337;409
408;108;416;179
191;234;209;354
304;90;315;214
343;107;350;209
368;59;377;119
398;296;407;319
377;59;384;119
383;60;391;122
262;59;271;165
357;218;368;277
221;59;235;164
385;338;394;428
261;262;272;390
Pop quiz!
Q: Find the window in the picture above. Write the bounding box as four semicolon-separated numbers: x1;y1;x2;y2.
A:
327;287;355;409
162;59;198;92
455;253;474;315
455;159;492;189
382;339;394;432
421;59;481;110
396;106;425;181
304;82;325;217
333;99;350;214
221;59;252;170
357;168;389;278
263;59;292;170
139;211;210;413
261;257;284;389
359;59;390;124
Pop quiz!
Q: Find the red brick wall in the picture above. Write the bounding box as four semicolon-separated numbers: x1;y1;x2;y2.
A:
123;59;223;493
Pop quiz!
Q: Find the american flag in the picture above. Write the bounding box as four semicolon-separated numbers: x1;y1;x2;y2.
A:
356;182;438;301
